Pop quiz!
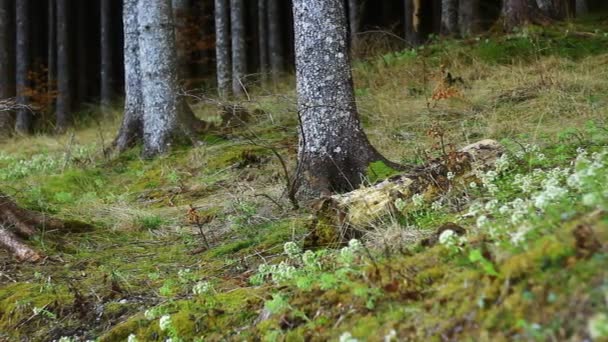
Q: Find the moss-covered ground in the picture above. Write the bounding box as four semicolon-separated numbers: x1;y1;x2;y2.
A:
1;16;608;341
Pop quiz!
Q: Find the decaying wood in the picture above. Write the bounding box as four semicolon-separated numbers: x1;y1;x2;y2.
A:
0;192;87;262
311;140;505;241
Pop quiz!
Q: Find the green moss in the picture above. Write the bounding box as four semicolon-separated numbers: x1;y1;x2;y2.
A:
366;161;400;184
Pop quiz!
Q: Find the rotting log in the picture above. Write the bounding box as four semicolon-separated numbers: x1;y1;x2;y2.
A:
308;140;505;245
0;192;90;262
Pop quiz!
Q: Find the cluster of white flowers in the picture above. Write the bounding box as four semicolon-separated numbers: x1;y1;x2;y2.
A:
412;193;424;207
159;314;172;331
257;261;297;284
127;334;138;342
339;332;359;342
192;281;213;296
339;239;363;265
283;241;302;259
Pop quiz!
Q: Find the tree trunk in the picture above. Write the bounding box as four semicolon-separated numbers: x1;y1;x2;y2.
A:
15;0;32;134
292;0;402;200
137;0;199;157
47;0;57;116
0;0;15;138
404;0;423;46
267;0;284;84
258;0;269;84
576;0;588;15
441;0;459;35
230;0;246;97
76;1;88;108
502;0;541;30
214;0;231;98
536;0;569;19
348;0;360;49
115;0;143;152
172;0;191;82
459;0;480;37
56;0;72;133
100;0;117;110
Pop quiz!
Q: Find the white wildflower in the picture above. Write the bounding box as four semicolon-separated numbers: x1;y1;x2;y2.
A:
339;332;359;342
283;241;301;259
438;229;456;245
431;200;442;211
476;215;489;228
384;329;397;342
128;334;138;342
193;281;212;296
412;193;424;207
159;315;172;331
469;181;478;189
447;171;455;180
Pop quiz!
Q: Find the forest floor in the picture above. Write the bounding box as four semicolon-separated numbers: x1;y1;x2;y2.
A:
1;16;608;342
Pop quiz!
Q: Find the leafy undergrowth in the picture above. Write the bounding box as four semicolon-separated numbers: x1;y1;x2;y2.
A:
1;17;608;341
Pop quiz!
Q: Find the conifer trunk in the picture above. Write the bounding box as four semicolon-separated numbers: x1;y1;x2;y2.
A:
0;0;15;137
15;0;32;134
55;0;72;133
214;0;231;98
459;0;480;37
267;0;284;84
292;0;402;200
100;0;117;110
441;0;459;35
230;0;246;97
258;0;269;83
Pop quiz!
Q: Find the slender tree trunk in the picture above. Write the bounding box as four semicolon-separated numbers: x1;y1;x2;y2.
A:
292;0;402;200
576;0;588;15
172;0;191;82
258;0;269;84
441;0;459;35
502;0;541;30
348;0;360;49
15;0;32;134
55;0;72;133
230;0;246;97
404;0;423;46
0;0;15;137
76;1;88;107
100;0;117;110
115;0;143;152
459;0;480;37
214;0;231;98
137;0;199;157
536;0;568;18
267;0;284;84
47;0;56;116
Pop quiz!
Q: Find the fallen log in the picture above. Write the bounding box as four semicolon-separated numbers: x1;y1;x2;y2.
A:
308;140;505;245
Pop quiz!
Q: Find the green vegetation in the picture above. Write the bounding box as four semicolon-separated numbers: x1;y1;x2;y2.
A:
1;18;608;341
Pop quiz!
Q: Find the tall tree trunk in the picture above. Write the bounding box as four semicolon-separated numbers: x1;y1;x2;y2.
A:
0;0;15;137
100;0;117;110
502;0;541;30
214;0;231;98
137;0;199;157
404;0;423;46
47;0;56;116
441;0;459;35
536;0;569;19
267;0;284;84
15;0;32;134
459;0;480;37
576;0;588;15
76;1;88;107
292;0;402;200
348;0;360;49
258;0;269;84
172;0;191;82
115;0;143;152
230;0;246;97
56;0;72;133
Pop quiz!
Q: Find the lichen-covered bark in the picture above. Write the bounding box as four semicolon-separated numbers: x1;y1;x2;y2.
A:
458;0;480;37
536;0;568;18
0;0;15;138
502;0;541;30
55;0;72;133
258;0;269;83
100;0;117;109
292;0;401;200
214;0;231;98
15;0;32;134
441;0;459;35
115;0;143;152
230;0;246;97
267;0;284;84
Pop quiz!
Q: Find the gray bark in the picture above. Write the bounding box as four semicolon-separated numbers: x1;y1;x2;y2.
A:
441;0;459;35
536;0;567;19
258;0;268;83
404;0;423;46
0;0;15;137
172;0;190;81
115;0;143;152
576;0;588;15
267;0;284;84
137;0;197;157
458;0;480;37
214;0;231;98
292;0;401;200
15;0;32;134
101;0;117;109
502;0;540;30
55;0;72;133
230;0;246;97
